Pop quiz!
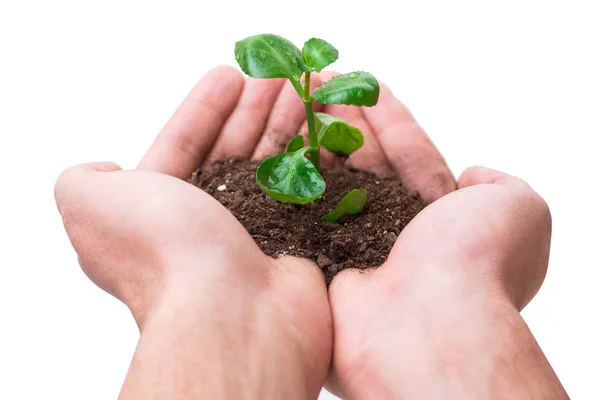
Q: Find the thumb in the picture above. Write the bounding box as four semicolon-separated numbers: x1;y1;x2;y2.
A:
458;166;522;189
54;161;122;216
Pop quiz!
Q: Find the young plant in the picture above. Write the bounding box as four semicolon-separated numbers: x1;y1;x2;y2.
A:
234;34;379;215
323;188;367;222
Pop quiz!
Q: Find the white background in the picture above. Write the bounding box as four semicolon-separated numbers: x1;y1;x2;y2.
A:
1;1;599;398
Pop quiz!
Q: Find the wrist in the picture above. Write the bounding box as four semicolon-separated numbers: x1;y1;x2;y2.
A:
126;248;268;329
334;261;566;400
121;253;328;400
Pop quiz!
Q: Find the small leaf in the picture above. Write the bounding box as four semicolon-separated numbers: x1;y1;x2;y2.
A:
302;38;339;72
235;34;308;95
312;71;380;107
316;113;364;156
256;148;326;204
285;135;305;153
323;189;367;222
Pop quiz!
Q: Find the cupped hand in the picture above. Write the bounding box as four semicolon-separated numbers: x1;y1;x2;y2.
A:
55;66;334;399
319;73;554;398
55;64;555;398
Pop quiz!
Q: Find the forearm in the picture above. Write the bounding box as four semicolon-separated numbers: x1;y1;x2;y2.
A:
118;260;324;400
339;265;568;400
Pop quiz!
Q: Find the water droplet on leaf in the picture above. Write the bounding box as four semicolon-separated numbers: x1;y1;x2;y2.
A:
260;51;267;58
349;72;360;78
357;89;364;97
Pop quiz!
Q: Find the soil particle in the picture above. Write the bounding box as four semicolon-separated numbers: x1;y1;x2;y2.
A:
190;158;426;285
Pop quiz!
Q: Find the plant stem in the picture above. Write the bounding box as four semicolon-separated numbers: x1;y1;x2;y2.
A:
303;72;320;170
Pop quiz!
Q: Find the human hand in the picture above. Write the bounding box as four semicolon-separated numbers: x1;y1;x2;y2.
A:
54;66;332;399
318;77;565;398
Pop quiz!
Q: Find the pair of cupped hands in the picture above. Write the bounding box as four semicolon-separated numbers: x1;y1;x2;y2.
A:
55;66;552;399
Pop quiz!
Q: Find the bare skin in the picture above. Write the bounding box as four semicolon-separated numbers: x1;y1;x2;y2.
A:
327;167;567;399
55;65;568;399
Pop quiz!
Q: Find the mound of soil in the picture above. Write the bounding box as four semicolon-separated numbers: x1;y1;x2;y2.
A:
190;158;426;285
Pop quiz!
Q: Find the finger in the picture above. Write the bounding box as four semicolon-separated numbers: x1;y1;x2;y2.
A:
206;77;285;163
54;162;167;305
251;76;324;160
362;84;456;202
138;65;245;179
458;166;523;188
320;71;392;176
55;162;122;215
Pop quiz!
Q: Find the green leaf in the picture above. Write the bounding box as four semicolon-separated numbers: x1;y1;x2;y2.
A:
312;71;380;107
256;148;325;204
316;113;364;156
323;189;367;222
234;34;308;95
302;38;339;72
285;135;305;153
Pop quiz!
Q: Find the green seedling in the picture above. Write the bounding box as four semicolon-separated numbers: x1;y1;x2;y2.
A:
235;34;378;214
323;189;367;222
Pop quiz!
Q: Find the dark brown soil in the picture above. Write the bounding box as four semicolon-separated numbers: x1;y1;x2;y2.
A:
190;158;426;285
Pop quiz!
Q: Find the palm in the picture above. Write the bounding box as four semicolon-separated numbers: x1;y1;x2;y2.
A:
314;78;551;396
70;65;347;325
57;66;339;398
